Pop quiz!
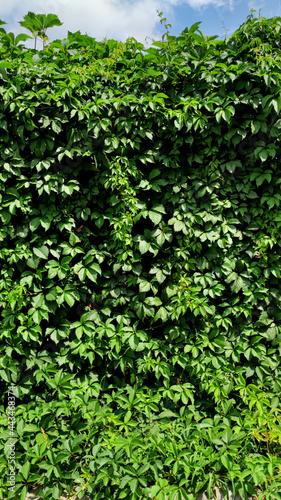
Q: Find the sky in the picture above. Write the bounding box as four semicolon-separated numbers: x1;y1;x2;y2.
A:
0;0;280;48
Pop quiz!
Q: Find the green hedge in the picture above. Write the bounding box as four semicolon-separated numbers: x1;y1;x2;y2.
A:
1;11;281;500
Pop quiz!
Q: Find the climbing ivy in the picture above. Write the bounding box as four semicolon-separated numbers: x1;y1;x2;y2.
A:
1;11;281;500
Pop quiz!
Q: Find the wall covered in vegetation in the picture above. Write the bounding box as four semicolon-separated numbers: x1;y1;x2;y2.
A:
1;12;281;500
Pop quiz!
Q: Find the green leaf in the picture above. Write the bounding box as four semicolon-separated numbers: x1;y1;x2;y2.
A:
78;267;87;281
52;121;62;134
256;173;271;186
156;232;165;246
69;232;81;246
226;161;239;174
90;263;102;274
156;269;166;283
153;204;166;214
221;455;231;470
139;281;150;292
148;211;162;224
264;324;278;340
149;169;161;180
0;61;12;69
129;335;139;350
174;220;185;232
21;461;31;480
154;306;168;322
145;296;162;306
17;485;27;500
95;217;104;228
34;245;49;260
129;478;138;493
258;150;268;162
0;210;11;224
0;369;10;382
33;310;43;324
26;256;40;269
231;275;244;293
24;424;40;432
86;268;98;282
64;292;75;307
124;410;132;424
221;428;233;444
31;293;44;308
15;33;32;44
271;396;280;409
157;409;178;419
139;240;150;254
42;13;63;29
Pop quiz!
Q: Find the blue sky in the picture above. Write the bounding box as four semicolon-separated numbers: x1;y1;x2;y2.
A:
0;0;280;47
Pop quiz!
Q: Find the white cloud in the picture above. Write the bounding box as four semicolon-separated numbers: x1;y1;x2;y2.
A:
184;0;226;7
58;0;165;43
1;0;167;44
158;0;227;6
0;0;232;45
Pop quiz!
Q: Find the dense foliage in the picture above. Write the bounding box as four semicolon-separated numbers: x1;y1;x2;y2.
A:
1;11;281;500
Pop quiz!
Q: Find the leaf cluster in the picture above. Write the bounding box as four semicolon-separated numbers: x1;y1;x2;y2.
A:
1;11;281;500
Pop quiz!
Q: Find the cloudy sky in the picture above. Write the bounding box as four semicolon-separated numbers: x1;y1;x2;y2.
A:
0;0;280;47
